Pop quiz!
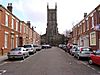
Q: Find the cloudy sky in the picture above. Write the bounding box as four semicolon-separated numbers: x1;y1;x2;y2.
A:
0;0;100;35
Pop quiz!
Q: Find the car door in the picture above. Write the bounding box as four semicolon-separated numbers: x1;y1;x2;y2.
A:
95;50;100;65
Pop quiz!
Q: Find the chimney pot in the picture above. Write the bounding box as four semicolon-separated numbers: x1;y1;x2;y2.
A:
84;13;87;18
27;21;31;28
7;3;13;12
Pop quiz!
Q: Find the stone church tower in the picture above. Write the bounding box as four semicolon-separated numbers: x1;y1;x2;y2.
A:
41;3;65;46
45;3;59;45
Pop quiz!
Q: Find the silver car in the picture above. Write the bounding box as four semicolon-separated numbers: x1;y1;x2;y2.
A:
24;44;36;54
7;47;29;60
74;47;93;60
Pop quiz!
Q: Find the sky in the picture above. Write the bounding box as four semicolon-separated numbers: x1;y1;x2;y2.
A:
0;0;100;35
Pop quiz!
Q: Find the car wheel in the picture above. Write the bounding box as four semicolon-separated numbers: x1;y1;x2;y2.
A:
22;55;25;60
27;53;29;57
74;54;76;58
88;59;93;65
77;55;80;60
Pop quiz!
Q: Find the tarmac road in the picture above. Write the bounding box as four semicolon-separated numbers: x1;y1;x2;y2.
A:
0;47;100;75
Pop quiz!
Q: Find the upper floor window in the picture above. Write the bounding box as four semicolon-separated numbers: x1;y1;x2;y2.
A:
20;23;22;33
5;14;8;27
24;24;26;33
16;20;19;31
86;18;89;31
92;16;94;28
83;22;85;32
0;11;2;23
12;18;14;29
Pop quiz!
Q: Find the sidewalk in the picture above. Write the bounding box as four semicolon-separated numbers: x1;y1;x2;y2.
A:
0;54;8;63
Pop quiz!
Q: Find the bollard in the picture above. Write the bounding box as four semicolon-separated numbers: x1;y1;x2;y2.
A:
1;47;4;56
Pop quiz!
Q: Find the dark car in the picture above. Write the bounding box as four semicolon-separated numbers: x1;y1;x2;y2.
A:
88;50;100;65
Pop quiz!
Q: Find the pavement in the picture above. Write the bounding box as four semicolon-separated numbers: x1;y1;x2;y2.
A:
0;54;8;63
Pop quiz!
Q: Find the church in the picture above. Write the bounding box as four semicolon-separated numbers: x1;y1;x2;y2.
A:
41;3;66;46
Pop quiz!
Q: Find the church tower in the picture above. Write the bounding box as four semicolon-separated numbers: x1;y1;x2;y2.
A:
46;3;58;45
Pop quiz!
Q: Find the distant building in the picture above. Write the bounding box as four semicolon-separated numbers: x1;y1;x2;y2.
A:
41;3;66;46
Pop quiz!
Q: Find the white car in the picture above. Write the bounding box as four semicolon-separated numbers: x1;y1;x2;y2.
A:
7;47;29;60
24;44;36;54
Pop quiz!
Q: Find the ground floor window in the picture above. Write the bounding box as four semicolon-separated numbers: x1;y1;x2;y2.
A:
4;33;8;48
90;31;96;46
11;35;14;49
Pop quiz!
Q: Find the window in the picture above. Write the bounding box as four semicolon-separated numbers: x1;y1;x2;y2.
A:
0;11;2;29
12;19;14;29
5;33;8;48
86;19;89;30
16;36;19;47
16;20;19;31
0;11;2;23
90;31;96;46
20;23;22;33
11;35;14;49
5;14;8;27
24;25;26;33
92;16;94;28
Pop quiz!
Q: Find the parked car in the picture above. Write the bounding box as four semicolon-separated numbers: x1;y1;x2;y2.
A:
42;44;51;49
23;44;36;54
58;44;64;48
33;44;42;51
88;50;100;65
7;47;29;60
74;46;93;60
70;45;77;55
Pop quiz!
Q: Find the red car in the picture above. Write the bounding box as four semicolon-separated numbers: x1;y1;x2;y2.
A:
88;50;100;65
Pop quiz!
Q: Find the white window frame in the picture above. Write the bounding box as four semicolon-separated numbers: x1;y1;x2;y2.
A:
5;14;8;27
12;17;15;29
12;18;14;29
86;17;89;31
20;23;22;33
11;34;14;49
16;35;18;47
92;16;94;28
4;32;8;48
16;20;19;31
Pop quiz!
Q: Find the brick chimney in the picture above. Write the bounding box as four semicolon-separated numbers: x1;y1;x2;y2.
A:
27;21;31;28
7;3;13;12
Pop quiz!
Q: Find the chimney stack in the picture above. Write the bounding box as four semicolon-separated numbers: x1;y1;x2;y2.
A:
84;13;87;18
7;3;13;12
27;21;31;28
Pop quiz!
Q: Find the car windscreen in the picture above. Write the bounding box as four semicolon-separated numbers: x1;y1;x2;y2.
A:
11;48;21;51
24;45;32;48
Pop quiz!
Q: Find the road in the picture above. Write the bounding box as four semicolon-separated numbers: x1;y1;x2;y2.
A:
0;47;100;75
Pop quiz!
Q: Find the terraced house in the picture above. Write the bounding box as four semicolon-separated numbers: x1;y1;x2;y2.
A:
0;3;41;55
70;4;100;50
